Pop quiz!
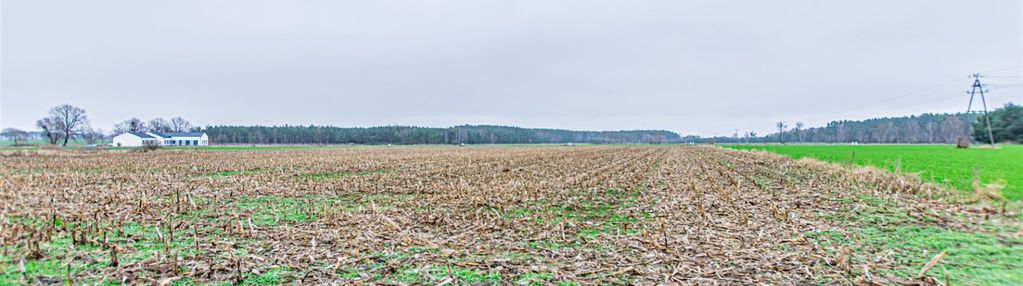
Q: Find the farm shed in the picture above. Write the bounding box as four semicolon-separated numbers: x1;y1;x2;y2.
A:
112;132;209;147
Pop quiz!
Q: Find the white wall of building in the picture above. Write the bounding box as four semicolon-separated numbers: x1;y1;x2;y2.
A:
148;133;210;146
112;132;209;147
112;133;145;147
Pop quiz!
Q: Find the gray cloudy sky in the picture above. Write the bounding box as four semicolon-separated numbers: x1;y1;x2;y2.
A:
2;0;1021;136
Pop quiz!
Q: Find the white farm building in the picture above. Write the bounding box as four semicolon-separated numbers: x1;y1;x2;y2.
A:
112;132;209;147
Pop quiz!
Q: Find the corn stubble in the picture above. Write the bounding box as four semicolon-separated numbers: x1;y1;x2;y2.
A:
0;146;1000;285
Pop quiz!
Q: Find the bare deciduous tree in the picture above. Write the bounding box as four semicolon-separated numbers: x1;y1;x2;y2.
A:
776;122;787;144
148;117;172;132
113;118;147;134
169;117;193;132
745;131;757;144
794;122;805;143
36;117;63;145
2;128;30;145
46;104;90;146
81;128;105;144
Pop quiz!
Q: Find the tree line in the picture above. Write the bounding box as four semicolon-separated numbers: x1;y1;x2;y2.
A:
202;125;682;145
5;102;1018;146
707;113;975;144
779;113;977;144
708;103;1021;144
972;102;1022;143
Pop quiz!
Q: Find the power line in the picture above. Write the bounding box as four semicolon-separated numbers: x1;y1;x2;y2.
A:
796;70;1019;125
746;69;1018;136
794;77;968;124
966;73;995;145
796;90;964;125
982;65;1022;74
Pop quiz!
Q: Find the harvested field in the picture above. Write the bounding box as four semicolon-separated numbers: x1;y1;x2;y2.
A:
1;146;1019;285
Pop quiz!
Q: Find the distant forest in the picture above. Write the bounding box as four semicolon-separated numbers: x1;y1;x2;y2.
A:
704;113;979;144
200;110;1010;145
203;125;682;145
797;113;978;144
8;104;1015;147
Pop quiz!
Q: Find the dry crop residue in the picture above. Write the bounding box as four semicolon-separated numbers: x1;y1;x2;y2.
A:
0;146;1016;285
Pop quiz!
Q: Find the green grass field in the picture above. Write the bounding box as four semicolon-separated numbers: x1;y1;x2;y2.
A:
727;144;1023;200
0;139;110;147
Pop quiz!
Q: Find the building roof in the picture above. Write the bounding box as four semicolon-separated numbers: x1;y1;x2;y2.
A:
150;132;205;138
128;132;154;139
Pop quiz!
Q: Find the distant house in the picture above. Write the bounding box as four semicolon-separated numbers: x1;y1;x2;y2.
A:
112;132;209;147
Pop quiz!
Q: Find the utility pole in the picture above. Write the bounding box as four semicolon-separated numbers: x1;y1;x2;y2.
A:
966;73;995;145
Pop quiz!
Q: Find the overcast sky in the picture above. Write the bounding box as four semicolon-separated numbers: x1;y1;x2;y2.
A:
2;0;1021;136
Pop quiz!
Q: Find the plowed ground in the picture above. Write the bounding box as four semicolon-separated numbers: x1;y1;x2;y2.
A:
1;146;1019;285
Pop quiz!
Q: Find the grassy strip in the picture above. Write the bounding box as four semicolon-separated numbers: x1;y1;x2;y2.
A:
0;139;111;147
